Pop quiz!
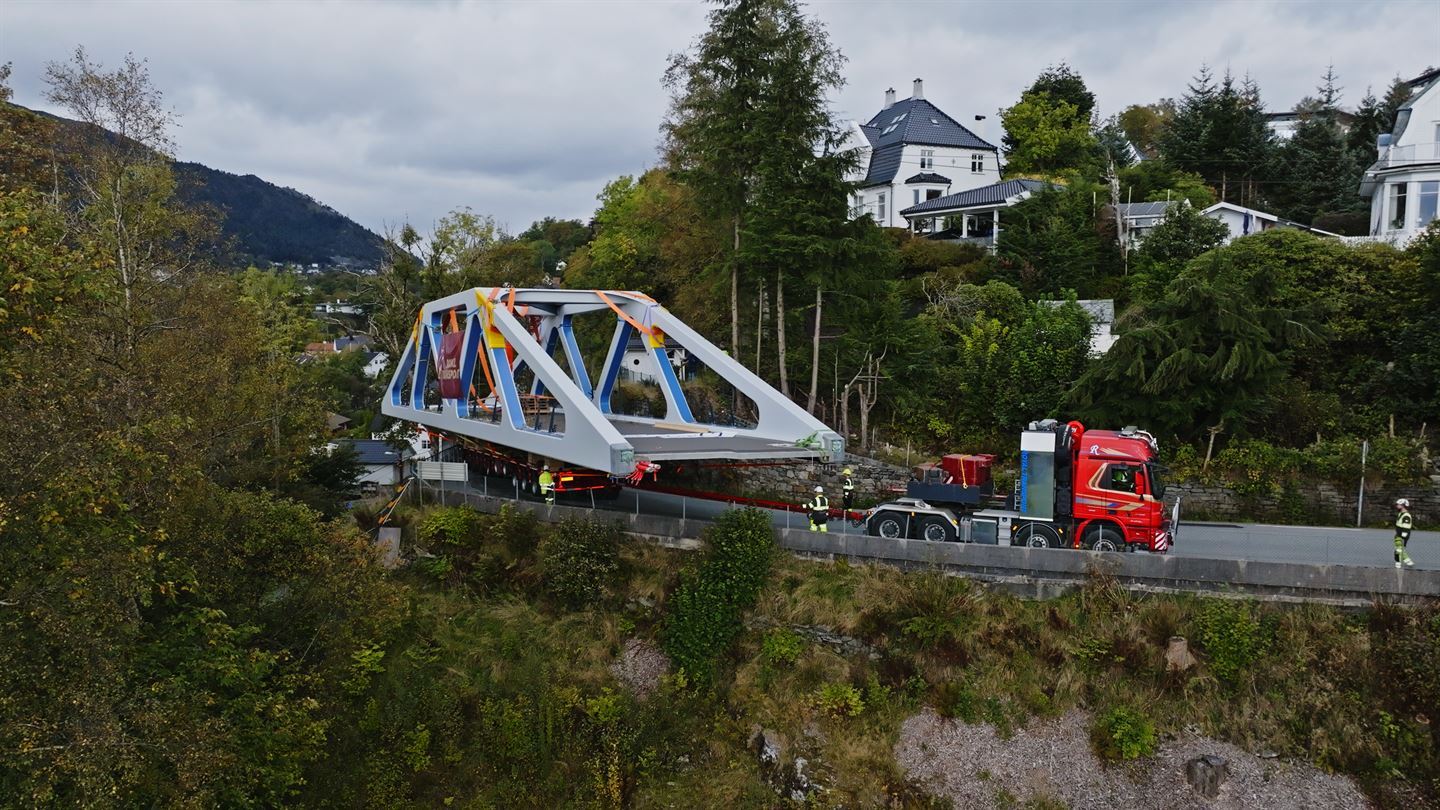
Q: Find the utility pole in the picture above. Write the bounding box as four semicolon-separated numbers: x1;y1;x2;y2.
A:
1356;439;1368;527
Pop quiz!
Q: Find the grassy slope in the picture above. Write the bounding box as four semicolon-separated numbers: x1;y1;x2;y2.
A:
306;508;1438;808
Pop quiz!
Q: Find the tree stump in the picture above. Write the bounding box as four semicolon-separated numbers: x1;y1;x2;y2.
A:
1165;636;1196;673
1185;754;1229;798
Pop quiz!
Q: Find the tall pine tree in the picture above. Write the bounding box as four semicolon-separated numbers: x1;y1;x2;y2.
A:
1274;67;1361;225
1160;67;1276;207
663;0;847;376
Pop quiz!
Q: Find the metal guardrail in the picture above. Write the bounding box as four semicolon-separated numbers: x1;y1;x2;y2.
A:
413;487;1440;607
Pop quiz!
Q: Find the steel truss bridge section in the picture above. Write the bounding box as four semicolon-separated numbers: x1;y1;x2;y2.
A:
381;288;844;476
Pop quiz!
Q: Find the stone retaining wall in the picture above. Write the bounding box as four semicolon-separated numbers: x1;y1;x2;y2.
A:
1174;476;1440;527
659;453;912;507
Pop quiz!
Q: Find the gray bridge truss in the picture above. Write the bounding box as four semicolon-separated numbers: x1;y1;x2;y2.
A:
381;288;845;475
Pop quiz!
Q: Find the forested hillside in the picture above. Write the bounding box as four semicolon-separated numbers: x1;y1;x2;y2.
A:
15;103;385;267
172;161;385;267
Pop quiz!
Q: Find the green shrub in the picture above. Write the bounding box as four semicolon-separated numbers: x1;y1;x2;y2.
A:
895;572;981;654
759;628;804;669
661;509;776;683
812;682;865;718
933;680;980;722
1196;599;1268;685
1091;706;1157;760
489;503;542;558
417;506;487;550
539;517;622;609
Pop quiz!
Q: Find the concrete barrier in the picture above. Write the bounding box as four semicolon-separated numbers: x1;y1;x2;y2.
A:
432;491;1440;606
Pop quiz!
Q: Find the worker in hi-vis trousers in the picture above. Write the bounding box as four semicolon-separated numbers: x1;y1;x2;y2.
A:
842;468;855;511
1394;498;1415;569
807;486;829;532
538;464;555;505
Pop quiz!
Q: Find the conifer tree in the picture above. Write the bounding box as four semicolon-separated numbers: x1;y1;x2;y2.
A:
663;0;846;369
1274;67;1361;224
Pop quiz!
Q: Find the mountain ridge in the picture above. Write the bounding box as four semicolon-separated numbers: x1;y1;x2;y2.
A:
15;103;386;268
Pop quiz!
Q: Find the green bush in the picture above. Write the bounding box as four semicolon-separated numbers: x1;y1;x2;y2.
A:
933;680;980;722
661;508;776;683
1196;600;1269;685
417;506;487;550
1091;706;1157;761
539;517;622;609
759;628;803;669
812;682;865;718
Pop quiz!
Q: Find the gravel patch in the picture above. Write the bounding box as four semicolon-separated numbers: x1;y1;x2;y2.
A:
895;708;1371;809
609;637;670;699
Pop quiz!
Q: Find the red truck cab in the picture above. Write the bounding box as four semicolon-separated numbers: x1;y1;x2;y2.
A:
1068;425;1172;552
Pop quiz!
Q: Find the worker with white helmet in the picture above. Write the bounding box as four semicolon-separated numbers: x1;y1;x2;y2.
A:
806;485;829;532
538;464;555;505
1394;498;1415;569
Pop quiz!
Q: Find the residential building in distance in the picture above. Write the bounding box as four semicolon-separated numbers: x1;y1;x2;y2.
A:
1202;202;1340;244
1115;200;1179;249
898;178;1054;247
331;438;413;493
1043;298;1118;356
1264;108;1355;141
1358;67;1440;246
841;78;1000;228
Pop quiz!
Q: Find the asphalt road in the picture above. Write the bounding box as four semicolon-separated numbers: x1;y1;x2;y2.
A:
461;474;1437;571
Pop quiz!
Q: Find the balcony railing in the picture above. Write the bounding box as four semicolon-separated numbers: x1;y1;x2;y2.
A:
1376;141;1440;169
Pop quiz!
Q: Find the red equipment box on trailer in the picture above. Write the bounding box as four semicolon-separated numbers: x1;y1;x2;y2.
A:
940;453;994;488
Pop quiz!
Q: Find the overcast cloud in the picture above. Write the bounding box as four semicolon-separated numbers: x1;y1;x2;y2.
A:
4;0;1435;234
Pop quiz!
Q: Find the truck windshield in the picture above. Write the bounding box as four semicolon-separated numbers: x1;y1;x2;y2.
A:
1147;463;1168;498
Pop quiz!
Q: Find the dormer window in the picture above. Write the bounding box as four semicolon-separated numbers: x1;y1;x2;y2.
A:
920;149;934;169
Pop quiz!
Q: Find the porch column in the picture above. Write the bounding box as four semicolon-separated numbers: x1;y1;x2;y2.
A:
960;214;969;238
992;209;1000;241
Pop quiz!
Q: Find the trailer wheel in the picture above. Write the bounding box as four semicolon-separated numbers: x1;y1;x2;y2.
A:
1016;523;1061;548
1084;525;1125;553
870;512;906;539
921;518;956;543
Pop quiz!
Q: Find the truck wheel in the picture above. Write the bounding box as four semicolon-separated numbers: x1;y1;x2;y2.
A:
1084;525;1125;553
921;518;956;543
870;512;906;539
1016;523;1061;548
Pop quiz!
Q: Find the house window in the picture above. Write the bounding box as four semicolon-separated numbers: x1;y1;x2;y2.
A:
1419;181;1439;228
971;153;985;173
920;149;934;169
1389;183;1408;230
913;189;920;206
926;189;942;201
878;193;887;222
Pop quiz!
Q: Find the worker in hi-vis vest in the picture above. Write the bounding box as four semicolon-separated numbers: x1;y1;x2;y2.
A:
842;468;855;511
807;486;829;532
538;465;555;505
1394;498;1415;569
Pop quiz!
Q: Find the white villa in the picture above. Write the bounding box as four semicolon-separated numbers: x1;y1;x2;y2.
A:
841;79;1001;228
1358;67;1440;246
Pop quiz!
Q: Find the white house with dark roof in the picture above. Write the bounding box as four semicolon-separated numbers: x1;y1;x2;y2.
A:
1115;200;1180;249
899;178;1056;246
1357;67;1440;246
842;79;1000;228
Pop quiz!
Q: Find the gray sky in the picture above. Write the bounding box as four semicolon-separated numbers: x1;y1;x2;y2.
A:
4;0;1435;234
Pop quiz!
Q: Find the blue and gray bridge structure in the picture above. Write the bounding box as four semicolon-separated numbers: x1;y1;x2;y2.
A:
381;288;845;475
